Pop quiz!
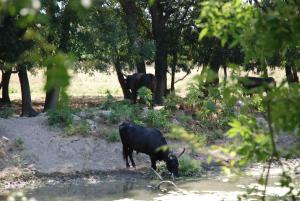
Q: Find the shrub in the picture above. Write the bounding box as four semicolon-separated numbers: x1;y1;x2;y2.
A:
47;107;73;127
137;87;152;106
65;121;89;136
165;92;183;111
177;114;193;124
14;138;24;149
167;125;206;149
108;102;141;124
100;90;116;110
179;156;202;177
102;129;120;142
143;109;170;128
0;107;14;118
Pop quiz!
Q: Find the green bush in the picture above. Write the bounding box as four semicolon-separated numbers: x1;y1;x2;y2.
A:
47;107;73;127
14;138;24;149
167;125;206;149
102;129;120;142
107;101;141;124
0;107;14;118
179;156;202;177
65;121;89;136
137;87;152;106
143;109;170;128
177;114;193;124
100;90;116;110
165;92;183;111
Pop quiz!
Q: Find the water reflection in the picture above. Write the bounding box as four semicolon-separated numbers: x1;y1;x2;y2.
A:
16;176;294;201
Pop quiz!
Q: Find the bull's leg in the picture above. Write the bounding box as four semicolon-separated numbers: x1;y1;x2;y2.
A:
128;149;136;168
123;145;130;168
150;156;157;170
132;91;137;103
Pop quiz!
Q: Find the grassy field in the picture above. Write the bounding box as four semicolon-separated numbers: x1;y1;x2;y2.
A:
7;65;287;102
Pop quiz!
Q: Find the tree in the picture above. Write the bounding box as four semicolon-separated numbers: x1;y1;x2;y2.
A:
42;0;79;111
0;15;38;116
199;0;300;199
119;0;147;73
70;1;134;99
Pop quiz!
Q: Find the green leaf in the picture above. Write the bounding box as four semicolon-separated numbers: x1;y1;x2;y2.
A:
199;27;209;40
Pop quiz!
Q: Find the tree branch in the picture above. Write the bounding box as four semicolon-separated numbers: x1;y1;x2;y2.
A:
175;72;190;84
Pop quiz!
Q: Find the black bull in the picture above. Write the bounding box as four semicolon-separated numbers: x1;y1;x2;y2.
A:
119;122;185;177
124;73;157;103
238;76;276;93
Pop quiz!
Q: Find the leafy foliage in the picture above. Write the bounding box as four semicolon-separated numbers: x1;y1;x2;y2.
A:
179;156;202;177
137;87;152;106
47;107;73;127
65;121;89;136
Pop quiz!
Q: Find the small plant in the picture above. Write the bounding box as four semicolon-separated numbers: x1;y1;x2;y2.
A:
167;125;206;149
107;101;141;124
65;121;89;136
14;138;24;149
137;87;152;106
9;87;17;94
100;90;116;109
177;114;193;124
179;156;202;177
165;92;183;111
0;107;14;118
102;129;120;142
143;109;170;128
47;107;73;127
206;130;225;142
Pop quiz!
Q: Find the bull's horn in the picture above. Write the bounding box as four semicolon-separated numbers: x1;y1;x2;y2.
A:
177;148;185;158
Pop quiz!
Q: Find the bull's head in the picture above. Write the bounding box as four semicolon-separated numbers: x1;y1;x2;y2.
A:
166;148;185;177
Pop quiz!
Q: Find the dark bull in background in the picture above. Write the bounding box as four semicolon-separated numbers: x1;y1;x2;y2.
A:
238;76;276;94
119;121;185;177
124;73;157;103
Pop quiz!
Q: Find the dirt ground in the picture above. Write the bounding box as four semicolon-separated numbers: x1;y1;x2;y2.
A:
0;114;153;175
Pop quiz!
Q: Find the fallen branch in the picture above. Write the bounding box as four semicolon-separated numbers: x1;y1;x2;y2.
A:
150;168;178;191
151;167;163;181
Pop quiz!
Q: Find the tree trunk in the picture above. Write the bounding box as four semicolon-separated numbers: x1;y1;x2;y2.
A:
291;66;299;83
18;66;38;117
208;59;220;87
262;67;268;77
115;61;132;100
285;64;299;86
223;66;227;86
43;65;61;111
285;64;294;85
153;43;168;104
44;88;60;111
136;60;146;74
171;53;177;92
1;71;12;104
150;1;168;105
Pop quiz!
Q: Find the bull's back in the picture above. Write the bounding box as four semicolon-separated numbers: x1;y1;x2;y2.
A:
119;125;166;155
